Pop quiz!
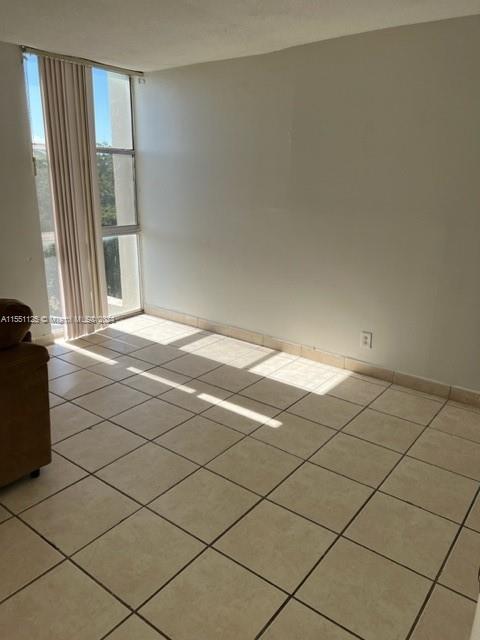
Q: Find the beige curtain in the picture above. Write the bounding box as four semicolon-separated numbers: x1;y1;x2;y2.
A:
39;56;107;339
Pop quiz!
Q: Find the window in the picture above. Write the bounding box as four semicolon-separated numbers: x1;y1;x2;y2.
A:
24;56;142;328
24;53;63;329
92;68;141;316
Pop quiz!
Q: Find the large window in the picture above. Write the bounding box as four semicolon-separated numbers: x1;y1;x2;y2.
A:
24;56;142;328
92;68;141;317
24;53;63;329
93;68;141;315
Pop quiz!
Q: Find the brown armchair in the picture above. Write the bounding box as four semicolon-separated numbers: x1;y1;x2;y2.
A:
0;299;51;487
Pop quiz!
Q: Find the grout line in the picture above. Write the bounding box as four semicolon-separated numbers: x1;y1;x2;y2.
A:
2;319;475;640
254;382;449;638
404;483;480;639
97;613;136;640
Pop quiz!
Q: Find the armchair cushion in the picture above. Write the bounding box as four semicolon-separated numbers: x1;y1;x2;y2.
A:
0;299;33;349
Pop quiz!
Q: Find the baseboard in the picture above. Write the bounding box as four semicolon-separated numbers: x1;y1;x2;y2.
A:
144;303;480;409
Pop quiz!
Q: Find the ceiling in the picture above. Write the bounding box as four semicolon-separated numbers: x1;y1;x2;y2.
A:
1;0;480;72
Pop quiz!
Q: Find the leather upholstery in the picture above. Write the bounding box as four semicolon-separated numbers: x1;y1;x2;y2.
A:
0;299;33;349
0;300;52;487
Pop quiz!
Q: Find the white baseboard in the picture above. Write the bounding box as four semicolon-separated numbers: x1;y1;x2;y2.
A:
144;303;480;409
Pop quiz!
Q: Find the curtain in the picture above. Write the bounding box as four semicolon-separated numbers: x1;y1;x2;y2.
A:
39;56;107;339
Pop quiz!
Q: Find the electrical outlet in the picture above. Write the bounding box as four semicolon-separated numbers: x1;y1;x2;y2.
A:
360;331;373;349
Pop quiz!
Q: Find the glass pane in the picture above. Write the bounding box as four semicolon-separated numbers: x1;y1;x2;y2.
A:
103;234;141;316
34;145;63;320
24;53;63;327
97;152;136;226
93;68;132;149
24;53;46;145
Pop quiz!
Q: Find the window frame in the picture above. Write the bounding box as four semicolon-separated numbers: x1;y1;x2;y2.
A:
93;72;143;316
94;74;139;236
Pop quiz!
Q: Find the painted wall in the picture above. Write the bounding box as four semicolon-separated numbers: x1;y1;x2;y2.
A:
134;15;480;390
0;42;50;338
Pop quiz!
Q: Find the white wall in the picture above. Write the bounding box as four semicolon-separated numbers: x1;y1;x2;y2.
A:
0;42;50;338
135;15;480;390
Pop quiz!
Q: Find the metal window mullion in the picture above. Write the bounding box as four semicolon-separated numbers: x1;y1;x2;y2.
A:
101;225;139;237
96;147;134;155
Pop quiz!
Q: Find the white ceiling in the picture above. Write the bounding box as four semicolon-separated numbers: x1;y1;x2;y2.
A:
1;0;480;72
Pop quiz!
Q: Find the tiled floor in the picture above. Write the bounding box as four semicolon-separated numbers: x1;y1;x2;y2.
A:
1;314;479;640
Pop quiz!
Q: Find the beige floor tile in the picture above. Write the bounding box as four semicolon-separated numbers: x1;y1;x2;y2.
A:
0;519;62;600
288;393;362;429
268;365;332;393
382;457;479;523
439;527;480;599
73;383;150;418
346;493;458;577
261;599;356;639
97;443;197;503
215;501;335;592
115;314;160;332
325;376;385;406
390;383;447;401
310;433;401;486
207;438;301;495
371;388;443;425
58;345;120;368
448;400;480;416
136;324;193;345
98;338;140;354
431;404;480;444
139;549;286;640
49;392;65;407
349;372;391;387
49;369;112;400
105;334;155;351
111;398;193;439
54;422;145;472
48;357;80;380
160;380;230;413
48;342;74;357
270;462;372;532
163;353;221;377
175;332;222;354
0;505;10;523
0;452;86;513
191;346;256;368
150;469;258;542
82;332;110;345
253;412;335;458
156;416;242;464
204;394;280;434
121;366;191;396
410;585;475;640
88;355;153;381
50;402;102;443
22;476;137;554
199;363;262;392
74;509;203;607
95;326;127;339
105;615;166;639
297;538;431;640
0;561;128;640
240;378;307;410
409;429;480;480
466;493;480;532
343;408;424;452
130;343;182;365
251;353;301;379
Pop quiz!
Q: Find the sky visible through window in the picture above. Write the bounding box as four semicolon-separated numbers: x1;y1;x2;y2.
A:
92;67;113;146
24;54;112;145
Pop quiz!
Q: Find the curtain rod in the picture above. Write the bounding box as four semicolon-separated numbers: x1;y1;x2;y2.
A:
21;46;144;77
